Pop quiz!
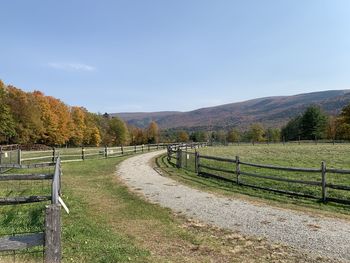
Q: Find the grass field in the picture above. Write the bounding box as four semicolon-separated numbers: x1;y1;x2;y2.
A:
161;144;350;216
0;154;335;262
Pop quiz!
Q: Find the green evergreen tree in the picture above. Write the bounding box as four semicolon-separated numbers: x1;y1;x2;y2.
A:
281;116;302;141
300;106;327;139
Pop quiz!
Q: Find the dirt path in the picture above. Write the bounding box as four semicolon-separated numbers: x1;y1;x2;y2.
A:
117;151;350;262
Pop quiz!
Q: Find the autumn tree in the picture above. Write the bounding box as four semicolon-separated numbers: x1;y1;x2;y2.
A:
0;81;16;143
83;112;102;146
6;86;44;144
248;123;265;142
69;107;87;146
108;117;129;145
227;129;241;143
176;131;189;142
146;121;160;144
326;116;339;140
128;125;146;145
337;103;350;140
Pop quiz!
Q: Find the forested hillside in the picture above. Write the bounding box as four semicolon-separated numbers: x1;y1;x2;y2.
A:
116;90;350;130
0;80;160;146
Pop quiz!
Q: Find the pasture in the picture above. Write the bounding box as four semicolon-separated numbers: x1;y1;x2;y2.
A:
162;143;350;216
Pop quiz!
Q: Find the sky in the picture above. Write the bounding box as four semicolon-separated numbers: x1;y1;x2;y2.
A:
1;0;350;113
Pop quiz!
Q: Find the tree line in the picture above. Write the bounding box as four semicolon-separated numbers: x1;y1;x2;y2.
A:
1;79;350;146
161;103;350;144
0;80;161;146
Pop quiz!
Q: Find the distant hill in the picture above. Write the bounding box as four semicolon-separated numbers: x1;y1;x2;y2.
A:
114;90;350;130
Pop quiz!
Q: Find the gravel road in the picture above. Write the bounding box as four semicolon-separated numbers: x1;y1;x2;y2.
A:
117;150;350;262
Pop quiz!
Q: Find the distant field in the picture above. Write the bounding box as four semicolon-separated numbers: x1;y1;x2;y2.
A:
160;143;350;215
198;144;350;168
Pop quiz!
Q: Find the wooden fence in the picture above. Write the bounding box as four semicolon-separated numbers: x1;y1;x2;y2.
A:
167;144;350;205
0;157;62;262
18;143;170;164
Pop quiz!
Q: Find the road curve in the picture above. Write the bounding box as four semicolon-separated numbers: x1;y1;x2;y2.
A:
117;150;350;262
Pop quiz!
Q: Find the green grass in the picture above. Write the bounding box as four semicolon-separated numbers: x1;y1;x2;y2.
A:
61;157;152;262
161;144;350;216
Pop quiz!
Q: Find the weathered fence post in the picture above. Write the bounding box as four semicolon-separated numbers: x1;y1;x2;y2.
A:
167;146;170;162
121;145;124;155
176;149;182;168
45;204;61;263
17;148;21;165
321;161;327;202
134;145;137;153
148;144;150;151
157;144;159;150
142;145;144;152
81;147;85;161
104;146;108;158
236;156;240;184
194;151;200;174
52;147;56;163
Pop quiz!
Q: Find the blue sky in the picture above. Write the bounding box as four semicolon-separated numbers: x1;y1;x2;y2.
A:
1;0;350;113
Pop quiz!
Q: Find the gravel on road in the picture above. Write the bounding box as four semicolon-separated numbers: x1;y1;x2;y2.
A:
117;151;350;262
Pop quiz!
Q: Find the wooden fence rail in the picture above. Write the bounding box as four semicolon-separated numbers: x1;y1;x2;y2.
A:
0;156;62;262
19;143;171;164
167;146;350;205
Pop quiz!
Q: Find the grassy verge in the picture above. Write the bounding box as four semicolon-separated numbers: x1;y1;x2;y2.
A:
159;145;350;218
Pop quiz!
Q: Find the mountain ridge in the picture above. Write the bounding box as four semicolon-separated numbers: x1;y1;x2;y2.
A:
114;90;350;130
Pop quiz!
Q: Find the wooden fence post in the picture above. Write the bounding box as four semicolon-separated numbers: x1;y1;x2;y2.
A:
45;204;61;263
134;145;137;153
17;148;21;165
81;147;85;161
194;151;200;174
142;145;144;152
105;146;108;158
236;156;240;184
52;148;56;163
176;149;182;168
167;146;170;162
157;144;159;150
148;144;150;151
121;145;124;155
321;161;327;202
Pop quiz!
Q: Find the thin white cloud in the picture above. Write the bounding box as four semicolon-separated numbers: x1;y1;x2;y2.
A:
48;62;96;72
